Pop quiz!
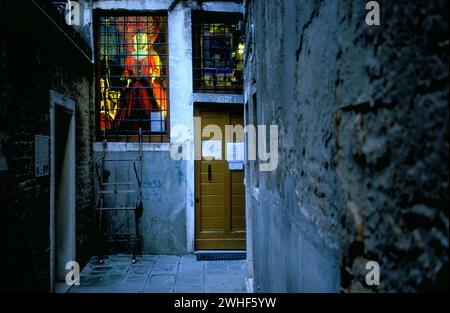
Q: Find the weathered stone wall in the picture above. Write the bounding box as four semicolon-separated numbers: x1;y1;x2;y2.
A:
244;0;448;292
335;0;449;292
0;1;95;291
244;0;341;292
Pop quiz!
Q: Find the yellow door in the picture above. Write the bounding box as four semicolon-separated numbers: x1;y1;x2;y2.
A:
195;106;246;250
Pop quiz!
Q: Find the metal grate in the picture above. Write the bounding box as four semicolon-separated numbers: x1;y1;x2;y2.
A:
196;252;246;261
192;12;244;94
95;14;169;142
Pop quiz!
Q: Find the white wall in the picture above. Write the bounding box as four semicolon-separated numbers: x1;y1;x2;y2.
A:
168;4;195;252
93;0;244;254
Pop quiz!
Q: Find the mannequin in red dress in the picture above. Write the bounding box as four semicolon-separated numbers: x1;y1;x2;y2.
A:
116;32;167;130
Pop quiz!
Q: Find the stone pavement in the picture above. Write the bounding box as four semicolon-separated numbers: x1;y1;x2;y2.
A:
69;254;248;293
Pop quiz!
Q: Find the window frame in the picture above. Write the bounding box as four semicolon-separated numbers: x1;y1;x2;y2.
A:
192;11;244;94
94;10;170;143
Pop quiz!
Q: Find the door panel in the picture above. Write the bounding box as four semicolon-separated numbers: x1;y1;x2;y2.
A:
195;106;246;250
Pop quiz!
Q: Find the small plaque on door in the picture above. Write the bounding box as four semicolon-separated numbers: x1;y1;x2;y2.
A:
228;161;244;171
202;139;222;160
226;142;245;161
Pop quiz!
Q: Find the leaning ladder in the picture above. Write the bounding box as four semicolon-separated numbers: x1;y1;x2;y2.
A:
95;129;144;264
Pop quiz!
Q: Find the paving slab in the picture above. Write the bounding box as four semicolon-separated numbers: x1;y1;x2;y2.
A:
144;274;176;293
69;254;248;293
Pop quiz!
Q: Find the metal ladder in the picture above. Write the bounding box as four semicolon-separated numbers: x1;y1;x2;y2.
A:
95;129;144;264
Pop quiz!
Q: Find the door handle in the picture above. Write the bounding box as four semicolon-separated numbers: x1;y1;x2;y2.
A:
208;164;212;181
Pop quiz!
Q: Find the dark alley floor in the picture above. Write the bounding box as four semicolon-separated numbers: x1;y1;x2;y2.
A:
68;254;248;293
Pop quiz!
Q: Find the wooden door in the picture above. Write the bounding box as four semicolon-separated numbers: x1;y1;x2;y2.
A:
195;106;246;250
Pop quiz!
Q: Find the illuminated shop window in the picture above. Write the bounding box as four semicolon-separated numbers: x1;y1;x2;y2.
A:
96;14;169;142
193;12;244;94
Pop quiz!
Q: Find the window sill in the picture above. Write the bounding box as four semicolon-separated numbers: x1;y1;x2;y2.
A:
93;142;170;152
192;93;244;104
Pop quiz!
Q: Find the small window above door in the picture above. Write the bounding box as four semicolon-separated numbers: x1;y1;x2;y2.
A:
192;12;244;94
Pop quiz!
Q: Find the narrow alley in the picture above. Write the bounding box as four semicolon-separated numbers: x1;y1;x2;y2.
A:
0;0;448;299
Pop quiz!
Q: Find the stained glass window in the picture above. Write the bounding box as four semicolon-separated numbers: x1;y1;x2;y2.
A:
96;14;169;142
193;12;244;94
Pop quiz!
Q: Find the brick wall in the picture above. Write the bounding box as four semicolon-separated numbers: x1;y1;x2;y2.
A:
0;1;95;292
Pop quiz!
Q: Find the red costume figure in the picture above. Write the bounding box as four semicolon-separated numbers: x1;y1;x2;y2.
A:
114;17;167;130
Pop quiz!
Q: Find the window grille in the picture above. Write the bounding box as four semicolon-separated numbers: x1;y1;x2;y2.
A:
95;14;169;142
192;12;244;94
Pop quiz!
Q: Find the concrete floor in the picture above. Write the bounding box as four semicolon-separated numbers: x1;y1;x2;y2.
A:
69;254;248;293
